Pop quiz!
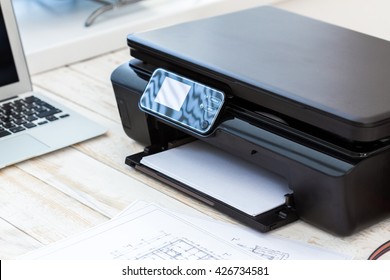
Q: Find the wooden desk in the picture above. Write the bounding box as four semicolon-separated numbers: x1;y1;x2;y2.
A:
1;2;390;260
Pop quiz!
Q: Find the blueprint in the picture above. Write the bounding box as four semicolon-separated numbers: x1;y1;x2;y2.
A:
21;201;350;260
21;204;254;259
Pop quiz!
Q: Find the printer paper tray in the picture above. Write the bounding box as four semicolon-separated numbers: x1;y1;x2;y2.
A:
126;142;298;233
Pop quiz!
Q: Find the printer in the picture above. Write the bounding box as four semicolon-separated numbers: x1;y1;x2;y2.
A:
111;6;390;236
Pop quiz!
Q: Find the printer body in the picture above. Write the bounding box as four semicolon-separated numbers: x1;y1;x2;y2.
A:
111;7;390;236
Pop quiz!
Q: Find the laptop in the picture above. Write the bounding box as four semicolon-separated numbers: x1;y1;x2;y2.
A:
0;0;106;168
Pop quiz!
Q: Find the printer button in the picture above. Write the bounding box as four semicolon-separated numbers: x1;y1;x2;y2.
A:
205;107;215;113
210;97;221;105
201;120;209;129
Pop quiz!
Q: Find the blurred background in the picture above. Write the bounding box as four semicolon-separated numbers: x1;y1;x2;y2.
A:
12;0;281;74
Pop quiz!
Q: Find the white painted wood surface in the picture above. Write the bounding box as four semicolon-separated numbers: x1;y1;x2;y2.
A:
1;0;389;260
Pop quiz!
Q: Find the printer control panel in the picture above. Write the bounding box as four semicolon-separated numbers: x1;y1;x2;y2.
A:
139;68;225;134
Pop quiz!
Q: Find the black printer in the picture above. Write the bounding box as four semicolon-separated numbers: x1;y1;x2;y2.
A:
111;6;390;236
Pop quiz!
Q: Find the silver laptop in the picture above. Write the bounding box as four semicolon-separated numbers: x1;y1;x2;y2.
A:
0;0;106;168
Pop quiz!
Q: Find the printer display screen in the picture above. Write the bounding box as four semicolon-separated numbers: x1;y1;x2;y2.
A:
154;76;191;111
140;68;225;135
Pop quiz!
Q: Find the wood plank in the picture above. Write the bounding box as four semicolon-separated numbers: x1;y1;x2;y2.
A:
69;49;130;84
17;148;149;218
0;218;42;259
0;165;108;247
113;48;131;60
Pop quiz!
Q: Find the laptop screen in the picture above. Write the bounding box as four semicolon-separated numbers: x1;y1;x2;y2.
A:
0;6;19;87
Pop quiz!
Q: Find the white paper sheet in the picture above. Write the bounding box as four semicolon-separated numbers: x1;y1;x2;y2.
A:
118;201;351;260
141;141;291;216
22;201;350;260
21;204;255;260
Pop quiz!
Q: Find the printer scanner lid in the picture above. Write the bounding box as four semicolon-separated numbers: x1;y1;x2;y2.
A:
127;6;390;143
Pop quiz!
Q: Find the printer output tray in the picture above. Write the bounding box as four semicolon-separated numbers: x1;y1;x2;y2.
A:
126;144;299;233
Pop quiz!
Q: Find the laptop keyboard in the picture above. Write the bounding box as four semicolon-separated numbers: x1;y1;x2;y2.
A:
0;96;69;138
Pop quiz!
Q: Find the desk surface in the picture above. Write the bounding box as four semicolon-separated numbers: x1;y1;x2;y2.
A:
1;0;390;260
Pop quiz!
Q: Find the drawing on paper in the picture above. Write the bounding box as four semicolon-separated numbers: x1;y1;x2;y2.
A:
232;238;289;260
110;230;220;260
136;238;219;260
